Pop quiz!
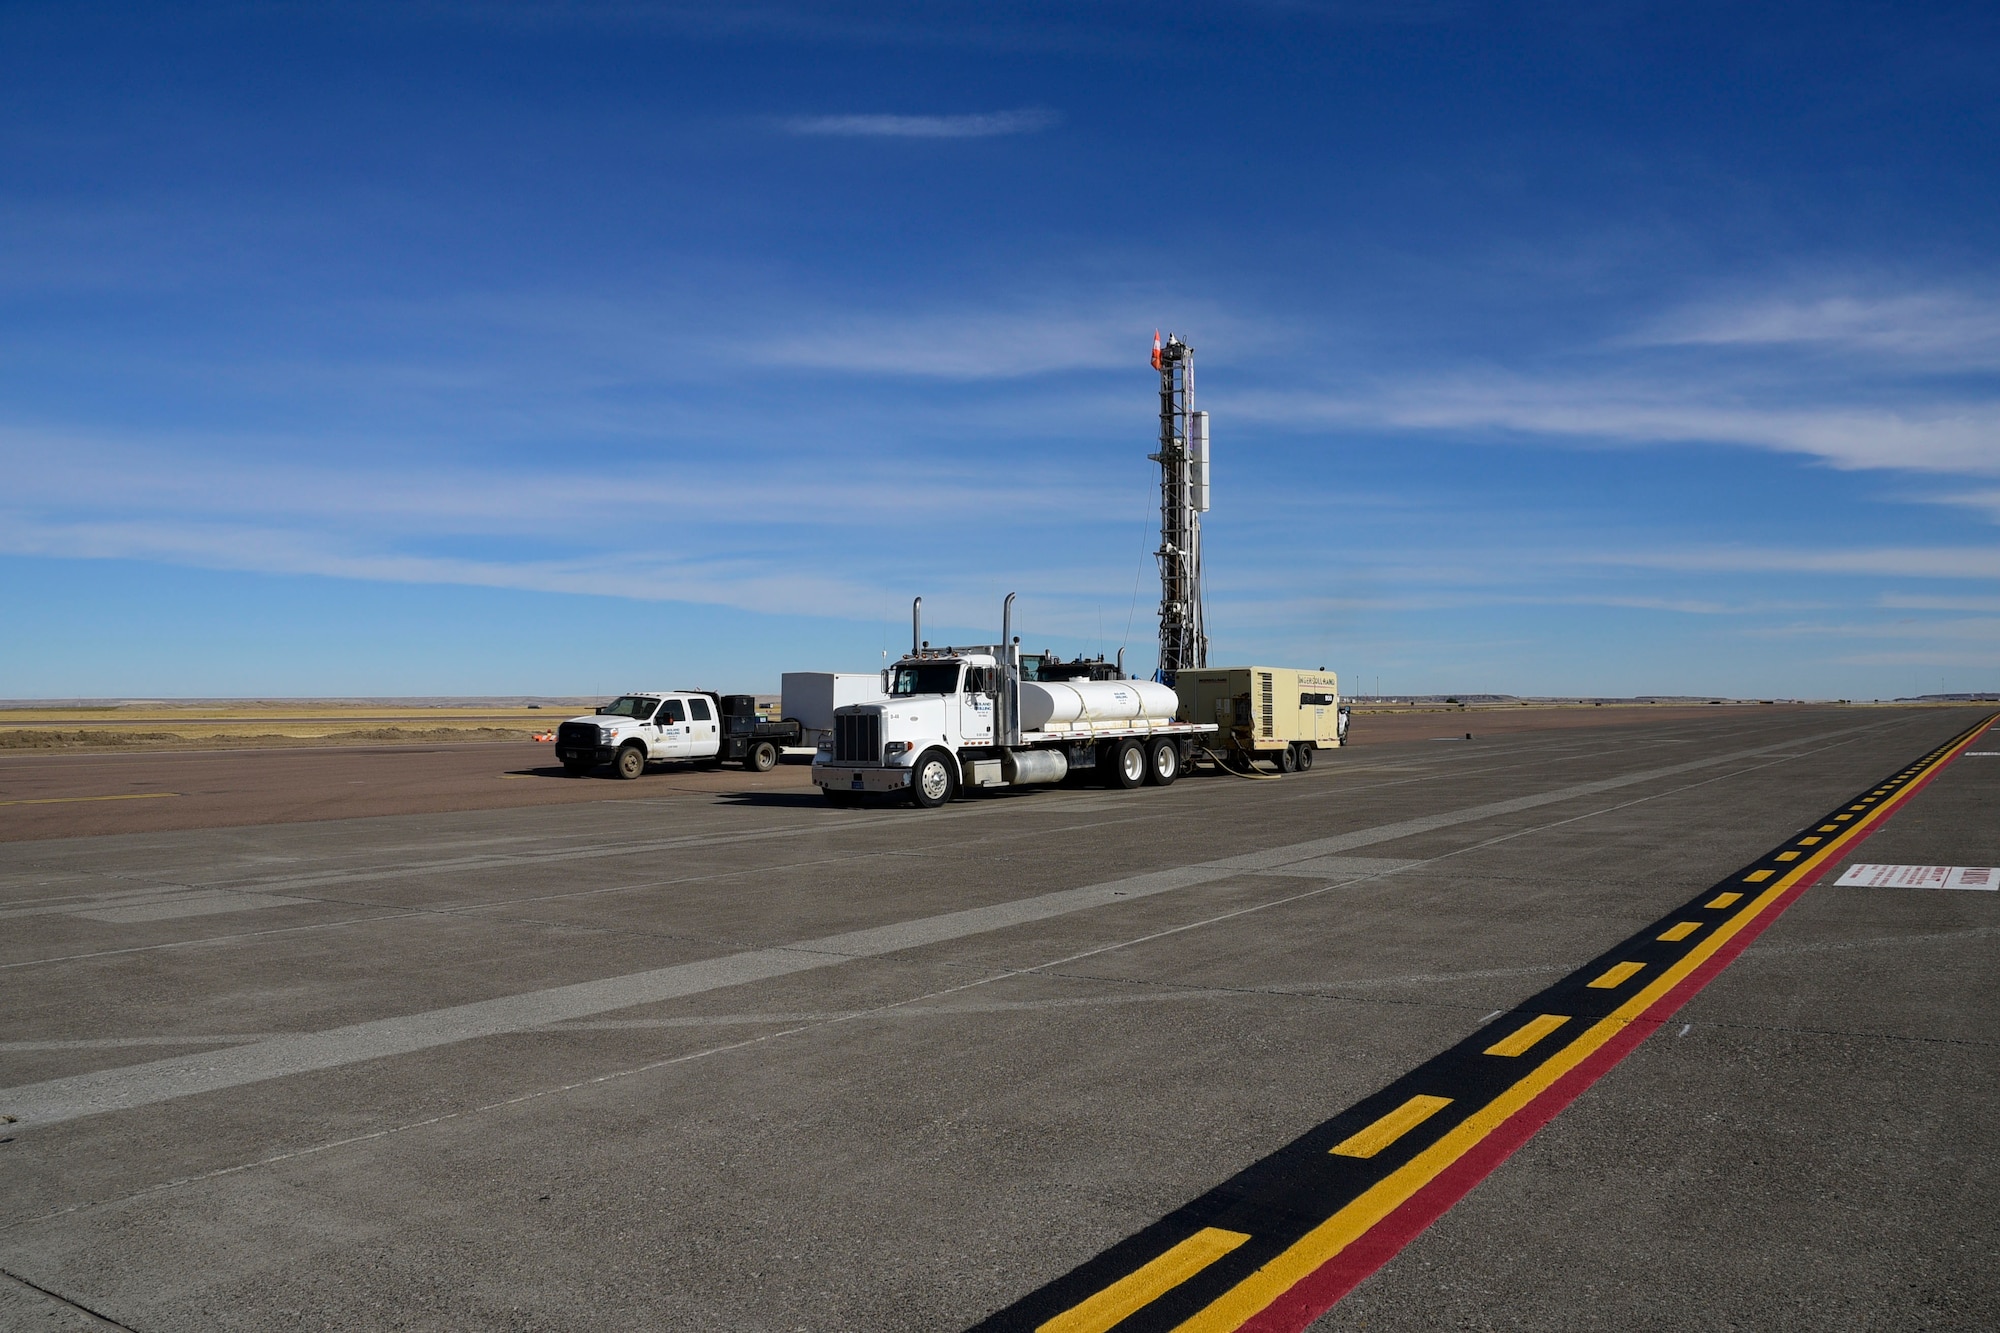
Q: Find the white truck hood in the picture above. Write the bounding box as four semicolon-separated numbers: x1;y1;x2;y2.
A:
871;697;949;749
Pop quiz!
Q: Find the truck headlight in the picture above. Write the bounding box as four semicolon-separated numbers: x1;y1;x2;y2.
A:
885;741;911;758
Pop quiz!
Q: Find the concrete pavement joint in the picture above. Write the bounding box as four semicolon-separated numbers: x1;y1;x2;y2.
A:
0;1266;140;1331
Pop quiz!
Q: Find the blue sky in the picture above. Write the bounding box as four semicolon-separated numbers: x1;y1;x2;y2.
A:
3;1;1997;699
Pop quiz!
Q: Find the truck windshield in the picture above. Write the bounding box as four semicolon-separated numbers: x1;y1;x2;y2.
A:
598;696;660;719
890;664;962;696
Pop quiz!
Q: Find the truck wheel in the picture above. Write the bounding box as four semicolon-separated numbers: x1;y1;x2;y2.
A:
614;744;647;780
1276;745;1297;774
745;741;778;773
1106;738;1146;789
561;758;593;777
910;750;957;808
1146;737;1180;786
1296;743;1315;771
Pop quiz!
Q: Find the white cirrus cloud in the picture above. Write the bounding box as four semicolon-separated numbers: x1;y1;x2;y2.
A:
1605;544;2000;580
1636;290;2000;362
1229;381;2000;477
782;107;1060;138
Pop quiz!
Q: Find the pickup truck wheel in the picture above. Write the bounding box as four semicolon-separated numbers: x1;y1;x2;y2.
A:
614;744;647;780
1146;737;1180;786
746;740;778;773
1106;738;1146;789
1296;743;1315;771
910;750;957;808
561;758;593;777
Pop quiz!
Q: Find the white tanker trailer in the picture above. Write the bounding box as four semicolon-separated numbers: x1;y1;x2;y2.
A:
812;594;1218;808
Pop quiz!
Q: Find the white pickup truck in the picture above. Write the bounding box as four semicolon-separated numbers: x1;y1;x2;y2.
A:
553;693;723;779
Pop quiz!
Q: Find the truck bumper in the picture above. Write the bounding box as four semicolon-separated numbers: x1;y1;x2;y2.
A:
557;746;614;766
812;763;912;794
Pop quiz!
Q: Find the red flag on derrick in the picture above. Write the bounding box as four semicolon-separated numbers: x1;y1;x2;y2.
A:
1150;330;1163;370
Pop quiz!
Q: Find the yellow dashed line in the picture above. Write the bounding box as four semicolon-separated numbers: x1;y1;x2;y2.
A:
1037;1228;1251;1333
1707;891;1743;909
1587;961;1645;989
1330;1096;1454;1159
1657;921;1701;942
1775;852;1801;862
1744;869;1776;882
1483;1015;1570;1058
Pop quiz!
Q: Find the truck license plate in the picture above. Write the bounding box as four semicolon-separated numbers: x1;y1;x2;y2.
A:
851;775;863;790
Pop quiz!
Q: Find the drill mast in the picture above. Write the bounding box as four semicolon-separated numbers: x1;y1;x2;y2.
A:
1150;333;1209;685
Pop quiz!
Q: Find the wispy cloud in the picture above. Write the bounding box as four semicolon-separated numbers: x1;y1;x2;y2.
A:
1638;290;2000;364
744;307;1157;377
782;107;1059;139
1233;381;2000;476
1609;544;2000;580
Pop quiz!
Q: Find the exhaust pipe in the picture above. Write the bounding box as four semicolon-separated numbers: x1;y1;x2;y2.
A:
1116;647;1126;679
1001;592;1019;746
912;597;922;656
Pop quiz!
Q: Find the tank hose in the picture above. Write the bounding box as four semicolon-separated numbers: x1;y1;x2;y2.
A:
1199;746;1283;780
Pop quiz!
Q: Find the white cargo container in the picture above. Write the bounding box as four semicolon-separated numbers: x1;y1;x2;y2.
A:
782;671;889;749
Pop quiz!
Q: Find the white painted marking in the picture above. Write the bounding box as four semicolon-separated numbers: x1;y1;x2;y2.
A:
1478;1011;1503;1024
0;728;1899;1129
77;891;315;923
1834;864;1997;891
0;1035;275;1052
1963;751;1999;756
1257;855;1419;880
1678;1024;1692;1037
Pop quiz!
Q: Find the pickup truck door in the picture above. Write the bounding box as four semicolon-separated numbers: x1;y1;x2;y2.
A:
685;695;720;757
654;697;693;759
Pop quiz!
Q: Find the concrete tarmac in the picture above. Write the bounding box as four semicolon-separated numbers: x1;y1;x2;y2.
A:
0;706;1993;1330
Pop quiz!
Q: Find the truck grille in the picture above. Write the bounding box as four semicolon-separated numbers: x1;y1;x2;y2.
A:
557;721;602;749
834;711;880;763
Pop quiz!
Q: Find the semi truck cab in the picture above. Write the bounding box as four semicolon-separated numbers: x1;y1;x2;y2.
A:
814;653;1000;801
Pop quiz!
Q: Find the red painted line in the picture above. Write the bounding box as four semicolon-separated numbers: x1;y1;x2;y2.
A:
1235;716;1992;1333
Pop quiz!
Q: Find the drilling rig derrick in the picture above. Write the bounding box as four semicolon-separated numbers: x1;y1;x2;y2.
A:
1149;333;1209;685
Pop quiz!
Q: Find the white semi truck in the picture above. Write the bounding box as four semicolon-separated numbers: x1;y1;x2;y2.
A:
812;596;1217;808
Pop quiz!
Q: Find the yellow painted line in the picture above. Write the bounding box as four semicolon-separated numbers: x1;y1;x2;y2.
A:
1587;961;1645;989
0;792;179;808
1657;921;1701;942
1330;1096;1454;1159
1483;1015;1569;1057
1799;836;1822;846
1775;852;1801;862
1039;1228;1250;1333
1744;869;1775;883
1706;891;1743;909
1817;824;1838;832
1169;719;1992;1333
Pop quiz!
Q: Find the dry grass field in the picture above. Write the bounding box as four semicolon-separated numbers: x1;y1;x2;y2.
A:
0;701;588;750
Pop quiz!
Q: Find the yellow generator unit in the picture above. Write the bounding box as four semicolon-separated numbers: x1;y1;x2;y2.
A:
1174;667;1347;773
